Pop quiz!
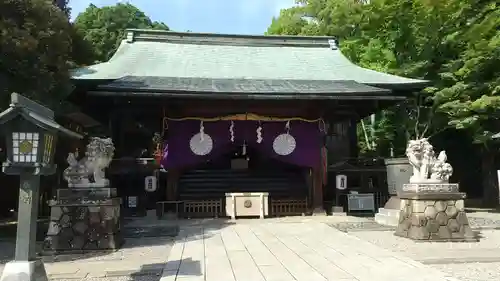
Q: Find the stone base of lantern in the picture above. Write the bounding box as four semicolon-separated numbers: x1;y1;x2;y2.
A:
43;188;123;253
395;184;478;242
0;260;48;281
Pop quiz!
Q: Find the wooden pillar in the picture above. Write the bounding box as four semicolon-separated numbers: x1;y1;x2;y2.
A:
166;169;180;200
349;120;359;158
311;167;324;214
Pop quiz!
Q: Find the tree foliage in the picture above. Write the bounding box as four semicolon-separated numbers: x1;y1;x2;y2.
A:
269;0;500;203
267;0;500;152
266;7;311;36
0;1;170;110
0;0;74;109
74;3;170;62
53;0;70;16
435;3;500;144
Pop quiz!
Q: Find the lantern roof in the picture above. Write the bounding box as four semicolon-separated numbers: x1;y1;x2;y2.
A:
0;93;83;139
71;29;429;99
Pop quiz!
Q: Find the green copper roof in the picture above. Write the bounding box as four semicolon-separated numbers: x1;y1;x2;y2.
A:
72;29;428;93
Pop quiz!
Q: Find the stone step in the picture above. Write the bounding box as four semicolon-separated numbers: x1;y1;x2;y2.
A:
377;207;400;217
374;209;400;227
374;213;399;226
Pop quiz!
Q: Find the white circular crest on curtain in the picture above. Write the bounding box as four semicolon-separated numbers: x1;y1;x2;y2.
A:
189;133;213;156
273;133;296;156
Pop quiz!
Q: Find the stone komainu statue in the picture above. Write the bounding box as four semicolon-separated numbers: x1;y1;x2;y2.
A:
406;138;453;184
63;137;115;187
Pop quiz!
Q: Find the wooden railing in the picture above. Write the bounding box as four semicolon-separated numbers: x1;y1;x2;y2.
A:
180;198;309;218
374;192;390;209
182;199;223;218
270;198;308;217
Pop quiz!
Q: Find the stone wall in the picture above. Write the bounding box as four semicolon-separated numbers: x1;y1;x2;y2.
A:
395;194;476;241
44;201;122;253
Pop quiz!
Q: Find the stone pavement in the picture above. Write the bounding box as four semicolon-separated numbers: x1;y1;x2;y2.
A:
160;220;460;281
0;236;173;279
0;217;476;281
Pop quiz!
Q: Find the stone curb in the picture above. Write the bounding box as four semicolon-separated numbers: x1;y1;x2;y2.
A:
49;268;164;280
420;257;500;265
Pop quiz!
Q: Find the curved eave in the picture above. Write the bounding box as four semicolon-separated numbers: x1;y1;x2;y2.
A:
367;81;431;91
86;92;407;101
0;107;83;139
80;78;403;100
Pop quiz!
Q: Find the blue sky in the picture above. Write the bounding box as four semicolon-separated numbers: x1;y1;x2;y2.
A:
69;0;297;35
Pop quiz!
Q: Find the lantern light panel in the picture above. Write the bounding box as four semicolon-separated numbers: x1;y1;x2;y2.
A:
12;132;39;163
43;134;54;164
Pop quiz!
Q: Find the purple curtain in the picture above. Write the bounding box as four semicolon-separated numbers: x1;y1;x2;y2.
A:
161;120;322;169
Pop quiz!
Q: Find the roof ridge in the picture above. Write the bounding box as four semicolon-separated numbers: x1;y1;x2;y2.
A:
124;29;338;48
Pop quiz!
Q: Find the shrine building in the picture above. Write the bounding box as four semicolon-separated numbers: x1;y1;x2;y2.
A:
69;29;428;218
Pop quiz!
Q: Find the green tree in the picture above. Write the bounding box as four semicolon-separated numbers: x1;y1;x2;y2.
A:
74;3;170;62
0;0;74;109
434;3;500;205
53;0;70;16
266;7;311;36
268;0;500;204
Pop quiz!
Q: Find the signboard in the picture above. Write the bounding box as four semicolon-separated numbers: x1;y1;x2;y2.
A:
336;174;347;190
128;196;138;208
347;194;375;212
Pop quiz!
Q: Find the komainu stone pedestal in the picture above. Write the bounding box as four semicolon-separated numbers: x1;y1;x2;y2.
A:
43;187;123;253
395;184;477;242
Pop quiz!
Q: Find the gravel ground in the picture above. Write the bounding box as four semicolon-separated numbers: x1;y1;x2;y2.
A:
350;223;500;281
329;211;500;233
431;262;500;281
466;212;500;229
350;229;500;257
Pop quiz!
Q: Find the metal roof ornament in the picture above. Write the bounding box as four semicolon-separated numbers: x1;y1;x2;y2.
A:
126;31;135;43
328;39;338;50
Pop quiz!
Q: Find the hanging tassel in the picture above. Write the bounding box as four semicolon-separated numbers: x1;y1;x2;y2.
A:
318;119;326;133
229;121;235;142
242;142;247;155
256;122;262;143
199;121;205;142
285;120;291;134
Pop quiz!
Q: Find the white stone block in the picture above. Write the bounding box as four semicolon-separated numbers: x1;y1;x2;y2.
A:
0;260;48;281
375;208;400;226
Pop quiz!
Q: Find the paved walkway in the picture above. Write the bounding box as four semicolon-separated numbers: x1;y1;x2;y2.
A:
160;221;460;281
0;236;173;279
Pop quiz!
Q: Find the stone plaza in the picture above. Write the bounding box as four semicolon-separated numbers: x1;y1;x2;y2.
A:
159;220;460;281
3;214;500;281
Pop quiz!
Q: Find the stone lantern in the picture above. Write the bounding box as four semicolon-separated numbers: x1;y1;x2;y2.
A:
0;93;82;281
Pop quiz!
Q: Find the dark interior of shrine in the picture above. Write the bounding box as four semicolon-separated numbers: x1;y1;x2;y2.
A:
176;144;308;198
108;137;309;213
